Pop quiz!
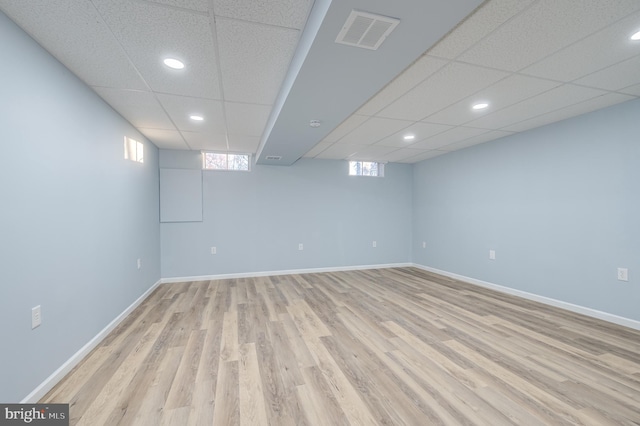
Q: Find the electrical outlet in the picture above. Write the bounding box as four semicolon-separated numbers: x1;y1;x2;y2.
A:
298;243;304;251
211;246;217;255
137;258;141;269
372;241;377;248
617;268;629;282
32;305;41;329
489;250;496;260
422;241;426;249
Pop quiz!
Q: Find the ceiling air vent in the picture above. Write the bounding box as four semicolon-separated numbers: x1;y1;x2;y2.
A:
265;156;282;161
335;10;400;50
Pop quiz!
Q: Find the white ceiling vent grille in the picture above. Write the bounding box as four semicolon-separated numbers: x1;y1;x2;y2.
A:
335;10;400;50
265;155;282;160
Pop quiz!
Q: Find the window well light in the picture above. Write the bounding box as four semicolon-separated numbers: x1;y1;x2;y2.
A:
163;58;185;69
403;134;415;141
472;102;489;110
631;30;640;41
190;115;204;121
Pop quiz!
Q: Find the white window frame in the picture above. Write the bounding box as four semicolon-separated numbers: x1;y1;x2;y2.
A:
348;160;385;177
202;151;252;171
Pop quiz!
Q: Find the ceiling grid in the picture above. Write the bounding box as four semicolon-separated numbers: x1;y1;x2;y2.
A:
0;0;639;163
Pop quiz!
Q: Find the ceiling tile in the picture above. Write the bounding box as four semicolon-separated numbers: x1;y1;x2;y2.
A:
574;56;640;91
468;84;609;130
212;0;312;29
182;131;228;151
321;115;369;143
439;130;514;151
94;0;221;98
336;117;413;145
93;88;175;129
376;148;425;163
217;17;299;104
377;62;509;121
410;126;489;150
425;74;561;126
522;11;640;81
0;0;147;90
227;134;261;153
502;92;636;132
156;94;226;134
620;83;640;96
225;102;272;137
314;144;365;160
142;0;209;13
397;150;447;163
303;142;332;158
347;145;399;161
457;0;640;71
139;128;188;149
428;0;536;59
355;55;449;116
375;122;453;147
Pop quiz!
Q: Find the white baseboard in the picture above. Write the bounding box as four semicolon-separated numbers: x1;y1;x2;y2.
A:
21;279;162;403
160;262;413;284
412;263;640;331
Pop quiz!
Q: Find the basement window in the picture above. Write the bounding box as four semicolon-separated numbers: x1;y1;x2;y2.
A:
348;161;384;177
124;137;144;163
203;152;251;171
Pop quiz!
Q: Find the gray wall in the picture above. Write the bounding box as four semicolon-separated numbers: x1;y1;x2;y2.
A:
160;151;412;278
0;11;161;402
413;99;640;321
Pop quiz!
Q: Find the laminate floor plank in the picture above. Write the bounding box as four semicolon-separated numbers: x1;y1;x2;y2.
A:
255;331;304;426
297;366;348;426
377;348;464;425
277;316;313;364
164;329;206;409
73;322;163;426
265;320;305;387
390;341;515;426
129;346;184;426
40;268;640;425
238;343;268;426
186;379;215;426
211;360;240;426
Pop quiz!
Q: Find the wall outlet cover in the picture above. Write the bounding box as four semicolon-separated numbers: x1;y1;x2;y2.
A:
32;305;41;329
617;268;629;282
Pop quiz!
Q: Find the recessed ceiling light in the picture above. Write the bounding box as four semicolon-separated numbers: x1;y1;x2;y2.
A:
189;115;204;121
472;102;489;110
163;58;185;69
403;134;415;141
631;30;640;41
309;119;321;128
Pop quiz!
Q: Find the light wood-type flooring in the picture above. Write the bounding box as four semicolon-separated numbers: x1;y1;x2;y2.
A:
42;267;640;425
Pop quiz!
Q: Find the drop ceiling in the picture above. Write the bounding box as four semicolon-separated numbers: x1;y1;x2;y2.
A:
1;0;639;165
